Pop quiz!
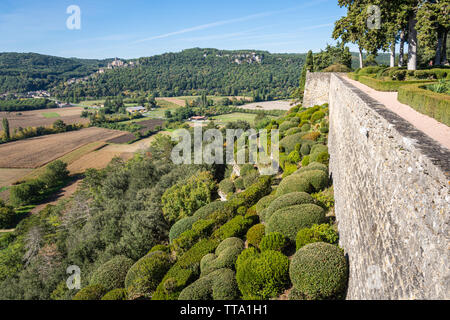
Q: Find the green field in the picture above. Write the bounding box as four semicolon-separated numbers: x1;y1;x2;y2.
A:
211;112;268;125
42;112;60;118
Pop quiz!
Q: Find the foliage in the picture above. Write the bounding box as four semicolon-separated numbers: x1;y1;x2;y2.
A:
263;192;314;222
161;171;217;224
219;178;235;195
172;219;216;254
125;251;172;299
236;248;290;300
101;288;128;300
289;242;348;300
266;204;326;241
90;255;134;292
213;215;257;241
296;224;339;250
0;98;57;112
246;224;265;249
255;195;276;214
312;186;335;210
169;216;197;243
73;284;107;300
260;232;289;253
200;237;245;276
398;83;450;126
276;169;329;196
322;63;351;72
0;203;16;229
192;201;227;220
178;268;239;300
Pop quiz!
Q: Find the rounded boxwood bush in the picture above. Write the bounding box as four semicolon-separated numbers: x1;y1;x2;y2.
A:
266;204;326;241
296;224;339;250
89;255;134;292
169;216;197;243
285;127;302;136
101;288;128;300
260;232;289;253
234;177;245;190
297;162;328;175
301;155;310;167
280;132;308;154
200;237;244;276
255;194;277;214
276;174;314;196
289;242;348;300
279;121;298;132
295;170;329;192
310;144;328;155
300;144;311;156
287;150;301;163
246;224;265;248
243;171;260;189
264;192;314;222
125;251;172;299
193;201;227;220
178;268;239;300
310;111;325;122
236;249;290;299
240;164;256;177
301;123;311;132
219;178;235;195
73;284;107;300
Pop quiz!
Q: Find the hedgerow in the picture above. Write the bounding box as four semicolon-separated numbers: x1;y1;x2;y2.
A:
266;204;326;241
125;250;172;299
200;237;244;276
178;268;239;300
89;255;134;292
289;242;348;300
236;248;290;299
263;192;314;222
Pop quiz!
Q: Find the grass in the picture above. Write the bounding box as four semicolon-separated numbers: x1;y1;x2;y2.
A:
0;186;10;193
42;112;60;118
211;113;259;125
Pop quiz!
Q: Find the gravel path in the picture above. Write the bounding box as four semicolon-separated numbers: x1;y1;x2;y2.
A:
343;76;450;150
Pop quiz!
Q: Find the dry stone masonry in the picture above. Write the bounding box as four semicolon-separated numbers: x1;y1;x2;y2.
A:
304;72;450;299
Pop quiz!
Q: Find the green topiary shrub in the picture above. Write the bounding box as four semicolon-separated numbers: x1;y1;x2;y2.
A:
282;163;298;178
275;174;314;196
178;268;239;300
73;284;107;300
285;127;302;136
243;171;260;189
296;224;339;250
297;162;328;175
301;131;320;141
148;244;169;254
294;170;329;192
246;224;265;248
313;151;330;165
236;249;290;299
169;216;197;243
90;255;134;292
172;219;216;253
312;186;334;210
289;242;348;300
301;155;310;167
200;237;245;276
260;232;289;253
279;121;298;133
310;111;325;122
240;164;256;177
153;239;219;300
101;288;128;300
300;123;311;132
213;215;257;241
263;192;314;222
300;144;311;156
125;251;172;299
310;144;328;155
234;177;245;190
193;201;227;220
219;178;235;195
287;150;301;163
266;204;326;241
255;195;276;214
280;133;308;154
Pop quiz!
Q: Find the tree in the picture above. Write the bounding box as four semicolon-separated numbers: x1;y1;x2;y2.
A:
0;203;16;229
2;118;10;141
41;160;69;188
52;120;66;132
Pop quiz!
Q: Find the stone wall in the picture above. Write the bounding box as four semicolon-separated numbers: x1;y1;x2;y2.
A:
307;73;449;299
302;72;331;108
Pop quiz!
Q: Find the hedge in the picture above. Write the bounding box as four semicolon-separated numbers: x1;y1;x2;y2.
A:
357;75;433;92
153;239;219;300
246;224;265;248
212;215;257;241
178;268;239;300
200;237;244;276
125;251;172;299
285;127;302;136
289;242;348;300
234;176;245;190
255;194;277;214
73;284;107;300
398;84;450;126
297;162;328;175
243;171;260;189
193;201;227;220
276;170;329;196
260;232;289;253
172;219;216;253
236;248;290;299
89;255;134;292
169;216;197;243
263;192;314;222
218;178;235;195
280;132;308;153
266;204;326;241
101;288;128;300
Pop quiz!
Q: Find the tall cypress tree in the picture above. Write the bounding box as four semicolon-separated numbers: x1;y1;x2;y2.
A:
2;118;10;141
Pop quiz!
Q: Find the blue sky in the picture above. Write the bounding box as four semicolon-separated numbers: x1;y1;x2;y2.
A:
0;0;351;59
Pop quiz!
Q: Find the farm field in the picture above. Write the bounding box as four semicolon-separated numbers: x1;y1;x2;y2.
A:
0;127;127;168
238;100;293;110
0;106;88;131
211;112;274;125
0;168;33;188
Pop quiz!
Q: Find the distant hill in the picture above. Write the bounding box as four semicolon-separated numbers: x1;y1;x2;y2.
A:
0;52;110;93
52;48;307;100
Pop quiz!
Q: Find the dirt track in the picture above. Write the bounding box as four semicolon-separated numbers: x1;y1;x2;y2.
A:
0;127;127;168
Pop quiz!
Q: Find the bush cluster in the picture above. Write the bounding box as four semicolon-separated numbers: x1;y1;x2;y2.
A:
200;237;244;276
266;204;326;241
218;178;235;195
296;224;339;250
73;284;107;300
236;248;290;299
172;219;216;253
260;232;289;253
262;192;314;222
246;224;265;248
255;194;276;214
289;242;348;300
213;215;257;241
276;169;329;196
169;216;197;243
